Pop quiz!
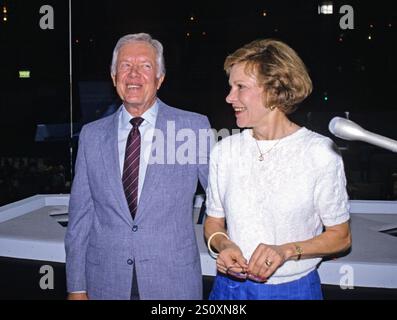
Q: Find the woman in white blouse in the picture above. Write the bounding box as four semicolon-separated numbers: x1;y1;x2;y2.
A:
204;39;351;300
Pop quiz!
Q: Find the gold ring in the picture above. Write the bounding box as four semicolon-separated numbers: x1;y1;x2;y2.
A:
265;259;273;267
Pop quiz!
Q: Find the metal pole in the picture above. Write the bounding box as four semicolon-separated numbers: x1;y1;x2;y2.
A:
69;0;73;180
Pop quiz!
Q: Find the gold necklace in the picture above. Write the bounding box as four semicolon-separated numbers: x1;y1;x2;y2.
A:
253;137;281;161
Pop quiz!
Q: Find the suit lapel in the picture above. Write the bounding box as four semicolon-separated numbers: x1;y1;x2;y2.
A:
100;110;133;227
136;102;170;219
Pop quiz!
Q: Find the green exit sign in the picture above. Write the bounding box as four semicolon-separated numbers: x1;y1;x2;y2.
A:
19;71;31;78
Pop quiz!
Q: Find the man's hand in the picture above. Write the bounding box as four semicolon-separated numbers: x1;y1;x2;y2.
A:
67;292;89;300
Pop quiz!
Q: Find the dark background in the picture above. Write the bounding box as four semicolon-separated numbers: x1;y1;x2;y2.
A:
0;0;396;205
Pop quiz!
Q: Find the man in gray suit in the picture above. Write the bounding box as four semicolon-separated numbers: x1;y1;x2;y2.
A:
65;33;211;300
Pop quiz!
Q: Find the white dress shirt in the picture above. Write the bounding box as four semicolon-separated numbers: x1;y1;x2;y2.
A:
118;101;158;202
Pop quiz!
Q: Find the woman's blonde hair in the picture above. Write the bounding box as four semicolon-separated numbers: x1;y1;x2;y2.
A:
224;39;312;114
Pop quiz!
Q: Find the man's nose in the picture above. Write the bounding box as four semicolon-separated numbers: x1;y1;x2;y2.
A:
127;65;141;77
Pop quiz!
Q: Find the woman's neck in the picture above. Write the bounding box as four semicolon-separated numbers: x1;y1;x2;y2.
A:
252;115;300;140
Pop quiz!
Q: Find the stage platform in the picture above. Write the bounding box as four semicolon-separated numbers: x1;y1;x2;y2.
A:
1;195;397;299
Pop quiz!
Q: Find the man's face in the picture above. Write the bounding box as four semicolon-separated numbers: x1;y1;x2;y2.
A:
112;42;164;116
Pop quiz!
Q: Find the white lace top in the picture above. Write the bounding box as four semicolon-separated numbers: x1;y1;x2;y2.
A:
206;127;350;284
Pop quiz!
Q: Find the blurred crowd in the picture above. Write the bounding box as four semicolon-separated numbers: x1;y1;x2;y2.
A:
0;157;70;206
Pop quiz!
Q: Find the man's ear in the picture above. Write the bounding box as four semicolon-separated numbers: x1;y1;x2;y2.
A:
157;75;165;90
111;74;117;87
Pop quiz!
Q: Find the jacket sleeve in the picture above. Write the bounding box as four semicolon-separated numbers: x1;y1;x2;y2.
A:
197;115;214;191
64;126;95;293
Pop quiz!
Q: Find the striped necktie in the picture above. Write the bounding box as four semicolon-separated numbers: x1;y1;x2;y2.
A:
122;117;144;219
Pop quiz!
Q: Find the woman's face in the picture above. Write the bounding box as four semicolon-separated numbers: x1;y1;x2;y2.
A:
226;63;271;128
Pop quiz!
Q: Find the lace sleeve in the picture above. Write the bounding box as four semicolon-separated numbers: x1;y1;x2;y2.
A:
314;143;350;226
205;143;225;218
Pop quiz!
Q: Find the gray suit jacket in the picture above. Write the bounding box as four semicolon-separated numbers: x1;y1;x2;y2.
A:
65;100;211;300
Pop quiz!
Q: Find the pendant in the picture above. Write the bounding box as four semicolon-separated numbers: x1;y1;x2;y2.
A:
259;155;264;161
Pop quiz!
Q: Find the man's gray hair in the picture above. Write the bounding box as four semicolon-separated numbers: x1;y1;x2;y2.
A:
110;33;166;78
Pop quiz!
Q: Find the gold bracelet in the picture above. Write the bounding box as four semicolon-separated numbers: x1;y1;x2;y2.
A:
295;244;303;261
207;232;230;258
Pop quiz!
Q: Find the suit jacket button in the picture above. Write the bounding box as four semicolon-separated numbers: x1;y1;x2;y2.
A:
127;259;134;265
132;225;138;232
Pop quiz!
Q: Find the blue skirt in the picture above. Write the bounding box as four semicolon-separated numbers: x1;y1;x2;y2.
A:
209;269;323;300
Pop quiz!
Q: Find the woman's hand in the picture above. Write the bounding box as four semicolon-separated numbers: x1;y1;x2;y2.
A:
247;243;288;282
216;241;248;276
204;216;248;276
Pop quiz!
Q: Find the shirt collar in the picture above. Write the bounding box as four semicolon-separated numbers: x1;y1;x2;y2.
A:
120;99;159;129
